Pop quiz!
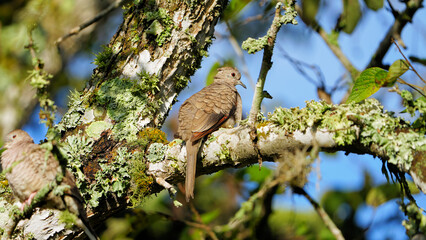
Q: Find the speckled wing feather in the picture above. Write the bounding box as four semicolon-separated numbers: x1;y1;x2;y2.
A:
175;67;244;202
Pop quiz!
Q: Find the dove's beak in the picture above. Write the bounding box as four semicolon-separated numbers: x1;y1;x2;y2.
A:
238;80;247;89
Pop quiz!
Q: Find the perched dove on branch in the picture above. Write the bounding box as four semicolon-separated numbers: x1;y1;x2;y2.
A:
175;67;246;202
1;129;99;240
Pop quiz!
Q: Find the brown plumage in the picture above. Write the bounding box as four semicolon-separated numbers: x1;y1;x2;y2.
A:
175;67;246;202
1;129;98;240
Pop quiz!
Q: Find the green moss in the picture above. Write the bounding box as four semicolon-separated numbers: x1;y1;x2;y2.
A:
175;75;190;92
0;173;13;202
137;71;160;95
269;99;426;171
59;210;78;229
129;151;154;207
144;8;174;46
86;121;113;139
93;45;114;71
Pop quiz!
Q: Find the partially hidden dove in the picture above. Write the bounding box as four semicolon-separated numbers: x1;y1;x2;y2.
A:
175;67;246;202
1;129;99;240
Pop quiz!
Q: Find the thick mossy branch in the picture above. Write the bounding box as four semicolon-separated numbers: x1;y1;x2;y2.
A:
270;99;425;171
149;99;425;193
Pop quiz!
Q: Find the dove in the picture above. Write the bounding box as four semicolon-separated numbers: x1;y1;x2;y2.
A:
1;129;98;240
175;67;246;201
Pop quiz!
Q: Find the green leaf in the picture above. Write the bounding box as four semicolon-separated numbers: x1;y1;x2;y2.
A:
385;59;409;86
245;165;273;184
302;0;320;25
200;209;220;224
340;0;362;34
366;182;419;207
222;0;252;21
347;67;387;103
206;60;235;86
363;0;384;11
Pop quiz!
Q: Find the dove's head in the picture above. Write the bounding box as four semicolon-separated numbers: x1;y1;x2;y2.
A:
214;67;246;89
4;129;33;148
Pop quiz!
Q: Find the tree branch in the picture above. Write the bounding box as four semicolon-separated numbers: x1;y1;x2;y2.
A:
367;0;424;68
293;186;345;240
245;1;298;124
295;4;359;80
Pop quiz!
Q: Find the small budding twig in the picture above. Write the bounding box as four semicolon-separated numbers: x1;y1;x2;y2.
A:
242;1;297;167
25;28;57;128
245;1;297;125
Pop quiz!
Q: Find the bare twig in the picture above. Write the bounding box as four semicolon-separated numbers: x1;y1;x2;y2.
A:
396;79;426;97
188;202;219;240
295;4;359;80
293;187;345;240
392;39;426;85
367;0;423;68
55;0;125;45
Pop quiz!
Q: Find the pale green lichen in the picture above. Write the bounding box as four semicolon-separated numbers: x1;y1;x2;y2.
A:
242;2;297;54
217;142;232;162
95;77;160;141
400;90;426;130
146;143;167;162
61;134;94;190
269;99;426;171
88;147;131;207
85;121;112;139
401;202;426;237
145;8;174;46
57;90;87;131
241;36;268;54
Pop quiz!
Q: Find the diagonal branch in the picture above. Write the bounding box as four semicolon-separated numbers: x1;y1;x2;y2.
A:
367;0;424;68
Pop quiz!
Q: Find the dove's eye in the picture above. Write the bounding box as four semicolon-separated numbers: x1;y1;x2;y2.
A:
231;73;236;77
12;135;16;139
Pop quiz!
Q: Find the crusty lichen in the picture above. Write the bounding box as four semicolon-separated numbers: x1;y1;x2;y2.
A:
87;147;131;208
61;134;94;204
401;202;426;237
146;143;167;162
269;99;426;171
217;142;232;163
95;77;162;141
57;90;88;131
85;121;112;140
